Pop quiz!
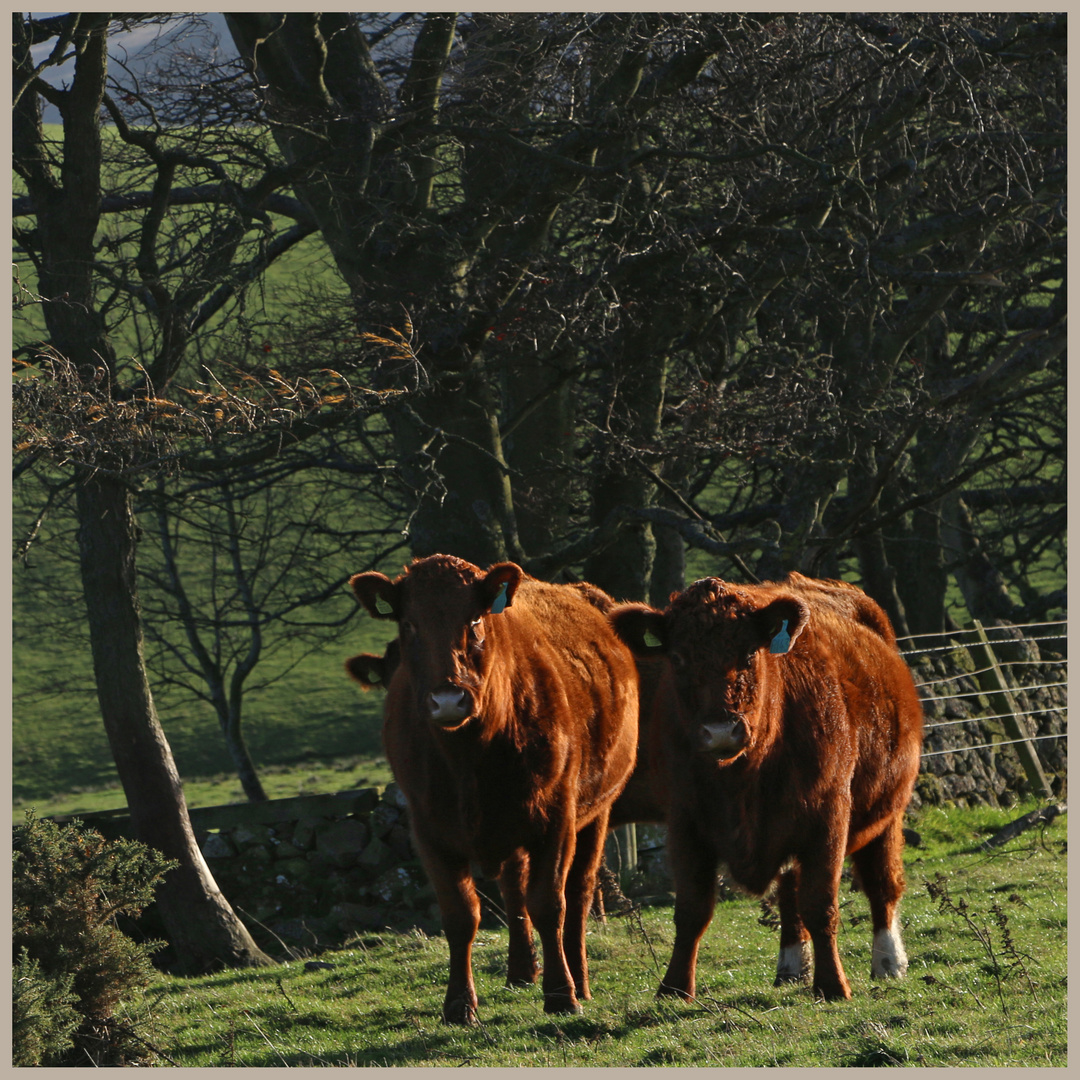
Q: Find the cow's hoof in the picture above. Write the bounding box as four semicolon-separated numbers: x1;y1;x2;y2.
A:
442;998;479;1026
506;971;539;989
775;942;813;985
656;981;694;1001
811;982;852;1002
543;995;583;1015
774;972;811;986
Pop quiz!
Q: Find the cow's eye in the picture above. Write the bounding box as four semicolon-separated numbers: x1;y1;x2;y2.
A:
670;651;686;669
400;619;416;635
470;617;486;643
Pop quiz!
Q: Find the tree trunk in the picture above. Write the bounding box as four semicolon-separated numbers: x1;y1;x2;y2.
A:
222;704;269;803
852;527;912;640
583;344;668;602
75;471;272;972
502;352;577;563
650;517;686;608
889;503;949;639
15;14;271;973
942;496;1025;625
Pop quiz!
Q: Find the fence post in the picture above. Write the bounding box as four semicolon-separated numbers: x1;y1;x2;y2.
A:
970;619;1054;801
605;823;638;883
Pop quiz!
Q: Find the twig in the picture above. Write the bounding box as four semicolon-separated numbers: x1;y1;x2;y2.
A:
243;1011;291;1067
978;803;1066;851
276;977;298;1012
235;904;303;961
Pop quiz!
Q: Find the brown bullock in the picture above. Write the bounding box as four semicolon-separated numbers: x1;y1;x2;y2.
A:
346;586;668;974
610;574;923;1001
348;555;638;1023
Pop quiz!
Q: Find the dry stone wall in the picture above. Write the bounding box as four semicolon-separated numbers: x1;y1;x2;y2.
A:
56;784;452;956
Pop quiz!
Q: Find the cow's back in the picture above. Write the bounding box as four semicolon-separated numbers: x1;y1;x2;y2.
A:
783;572;898;646
763;599;922;847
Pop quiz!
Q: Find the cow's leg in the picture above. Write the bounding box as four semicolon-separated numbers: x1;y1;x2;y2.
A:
850;816;908;980
658;815;718;1001
563;812;609;1001
526;822;581;1015
773;866;812;985
498;849;539;988
412;832;482;1025
797;831;851;1001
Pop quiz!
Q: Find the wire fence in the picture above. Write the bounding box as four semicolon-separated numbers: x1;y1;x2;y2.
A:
896;620;1066;769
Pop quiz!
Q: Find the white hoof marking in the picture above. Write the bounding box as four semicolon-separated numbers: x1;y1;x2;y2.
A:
871;918;908;979
776;941;812;983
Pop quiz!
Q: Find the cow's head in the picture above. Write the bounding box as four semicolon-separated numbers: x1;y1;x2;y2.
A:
345;639;401;691
349;555;524;729
610;577;808;761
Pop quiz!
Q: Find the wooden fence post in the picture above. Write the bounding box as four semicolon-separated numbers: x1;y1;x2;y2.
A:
970;620;1054;801
605;823;638;883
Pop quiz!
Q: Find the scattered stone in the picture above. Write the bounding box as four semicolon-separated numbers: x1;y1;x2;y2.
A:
382;782;409;809
201;831;236;859
315;819;371;865
234;823;272;848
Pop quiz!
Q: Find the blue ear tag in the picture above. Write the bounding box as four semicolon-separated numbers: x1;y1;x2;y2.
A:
643;630;662;649
490;581;509;614
770;619;791;654
375;597;393;615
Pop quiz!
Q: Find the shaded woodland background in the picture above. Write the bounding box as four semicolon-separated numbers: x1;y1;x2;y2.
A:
13;12;1065;970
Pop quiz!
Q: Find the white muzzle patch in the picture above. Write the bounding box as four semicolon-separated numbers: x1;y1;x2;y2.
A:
698;719;747;757
428;687;471;725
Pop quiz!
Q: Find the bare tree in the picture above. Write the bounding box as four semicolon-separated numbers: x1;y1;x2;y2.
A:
219;13;1064;623
138;461;407;802
12;12;403;969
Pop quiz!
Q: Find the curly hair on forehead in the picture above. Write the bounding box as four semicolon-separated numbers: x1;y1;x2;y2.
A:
399;554;483;588
670;577;753;616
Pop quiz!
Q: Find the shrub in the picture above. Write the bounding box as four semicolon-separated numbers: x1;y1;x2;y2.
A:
12;810;176;1065
11;948;80;1067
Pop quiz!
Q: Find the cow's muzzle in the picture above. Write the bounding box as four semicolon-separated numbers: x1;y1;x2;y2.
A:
697;717;748;759
426;683;475;727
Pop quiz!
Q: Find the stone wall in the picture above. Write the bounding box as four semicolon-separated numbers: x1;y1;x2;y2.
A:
907;630;1067;811
59;785;445;957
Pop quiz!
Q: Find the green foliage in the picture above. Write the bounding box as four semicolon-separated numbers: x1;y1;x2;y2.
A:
11;948;80;1067
138;800;1065;1066
11;810;177;1065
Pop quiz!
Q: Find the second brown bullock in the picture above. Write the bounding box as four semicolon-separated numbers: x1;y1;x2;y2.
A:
611;574;923;1002
348;555;638;1024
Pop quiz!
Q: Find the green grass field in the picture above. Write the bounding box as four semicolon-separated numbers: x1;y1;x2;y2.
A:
12;622;397;817
131;799;1065;1067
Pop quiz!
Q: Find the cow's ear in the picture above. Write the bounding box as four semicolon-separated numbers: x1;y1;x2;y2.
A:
345;653;386;689
479;562;524;614
610;603;669;656
350;572;399;619
753;596;809;655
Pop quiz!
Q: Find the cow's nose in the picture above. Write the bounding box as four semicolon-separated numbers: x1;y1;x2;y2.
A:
697;717;747;758
428;686;472;725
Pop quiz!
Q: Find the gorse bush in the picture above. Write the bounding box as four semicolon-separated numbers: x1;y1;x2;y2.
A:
11;948;80;1068
11;810;176;1065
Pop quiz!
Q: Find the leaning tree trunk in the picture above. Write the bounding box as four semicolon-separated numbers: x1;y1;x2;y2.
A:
15;12;270;973
220;698;269;804
76;472;272;972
